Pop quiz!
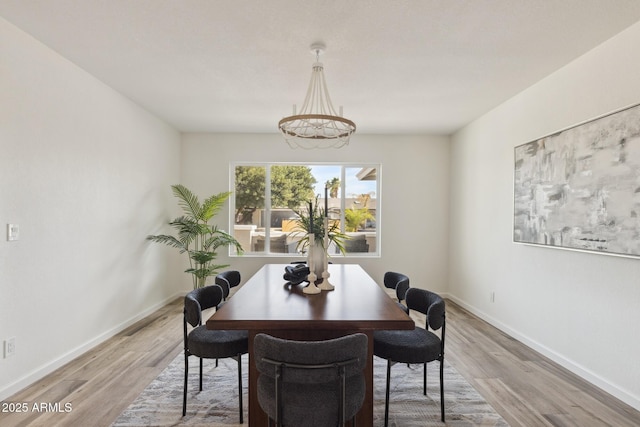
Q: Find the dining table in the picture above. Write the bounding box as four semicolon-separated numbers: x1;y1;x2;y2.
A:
206;263;414;426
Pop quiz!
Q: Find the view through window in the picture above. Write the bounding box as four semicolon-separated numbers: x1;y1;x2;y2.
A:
231;163;379;256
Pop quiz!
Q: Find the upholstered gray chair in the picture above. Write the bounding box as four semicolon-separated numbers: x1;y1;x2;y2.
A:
373;288;446;425
254;333;368;427
215;270;241;308
183;285;248;421
383;271;410;314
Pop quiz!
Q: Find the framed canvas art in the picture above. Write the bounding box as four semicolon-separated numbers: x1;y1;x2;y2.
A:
513;103;640;258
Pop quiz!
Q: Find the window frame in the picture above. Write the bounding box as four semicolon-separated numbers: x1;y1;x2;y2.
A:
229;161;381;258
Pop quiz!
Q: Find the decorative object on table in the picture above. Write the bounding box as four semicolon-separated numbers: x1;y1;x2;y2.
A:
283;264;310;285
147;184;243;289
318;185;334;291
302;202;321;294
278;42;356;149
292;195;347;280
514;102;640;258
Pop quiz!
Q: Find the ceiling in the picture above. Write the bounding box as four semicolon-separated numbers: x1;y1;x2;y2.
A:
2;1;640;135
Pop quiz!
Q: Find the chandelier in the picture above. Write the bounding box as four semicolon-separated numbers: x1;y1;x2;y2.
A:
279;43;356;149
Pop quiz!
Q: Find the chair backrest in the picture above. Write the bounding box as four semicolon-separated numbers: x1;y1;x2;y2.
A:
405;288;445;331
383;271;410;302
215;270;241;300
184;285;224;327
255;333;367;383
254;333;368;426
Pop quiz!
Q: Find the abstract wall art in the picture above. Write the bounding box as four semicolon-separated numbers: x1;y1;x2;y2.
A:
513;103;640;258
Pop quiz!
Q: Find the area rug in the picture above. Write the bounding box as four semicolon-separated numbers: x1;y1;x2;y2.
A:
111;352;508;426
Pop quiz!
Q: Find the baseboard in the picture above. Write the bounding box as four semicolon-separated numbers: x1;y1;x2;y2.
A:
446;294;640;411
0;292;184;401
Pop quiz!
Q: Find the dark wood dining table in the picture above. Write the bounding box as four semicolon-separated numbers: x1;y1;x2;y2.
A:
206;263;414;426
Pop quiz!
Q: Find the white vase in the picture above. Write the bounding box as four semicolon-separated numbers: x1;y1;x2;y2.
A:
308;241;327;280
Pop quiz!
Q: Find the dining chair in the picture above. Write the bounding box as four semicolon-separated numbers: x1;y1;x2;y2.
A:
215;270;241;308
213;270;242;366
183;284;248;421
254;333;368;427
373;288;446;425
383;271;410;314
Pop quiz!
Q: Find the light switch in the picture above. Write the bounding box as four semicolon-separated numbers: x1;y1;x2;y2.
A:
7;224;19;241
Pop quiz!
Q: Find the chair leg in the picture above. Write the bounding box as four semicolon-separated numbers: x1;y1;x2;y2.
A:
440;358;445;422
237;354;243;424
199;357;203;391
384;360;391;427
183;352;188;416
423;362;427;395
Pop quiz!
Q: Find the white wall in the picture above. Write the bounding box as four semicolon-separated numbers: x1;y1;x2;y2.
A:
449;21;640;409
180;133;450;292
0;18;183;399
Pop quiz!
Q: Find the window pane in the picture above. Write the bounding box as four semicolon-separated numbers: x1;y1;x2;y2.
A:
231;163;379;256
344;167;377;253
234;166;265;253
269;165;316;254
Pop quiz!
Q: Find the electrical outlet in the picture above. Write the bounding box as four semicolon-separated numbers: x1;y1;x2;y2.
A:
4;337;16;358
490;291;496;303
7;224;19;241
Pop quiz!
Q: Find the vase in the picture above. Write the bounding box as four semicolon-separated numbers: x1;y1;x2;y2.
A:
307;241;327;280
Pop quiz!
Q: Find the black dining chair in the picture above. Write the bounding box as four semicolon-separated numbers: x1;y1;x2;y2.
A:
254;333;368;427
383;271;410;314
215;270;241;309
213;270;242;367
373;288;446;425
183;284;248;421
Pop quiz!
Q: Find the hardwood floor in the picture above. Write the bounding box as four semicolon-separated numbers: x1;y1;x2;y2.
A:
444;302;640;427
1;298;639;426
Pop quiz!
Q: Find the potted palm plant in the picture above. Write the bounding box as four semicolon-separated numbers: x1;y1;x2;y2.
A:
147;184;243;289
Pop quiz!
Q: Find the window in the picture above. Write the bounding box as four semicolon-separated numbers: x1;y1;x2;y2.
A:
231;163;380;256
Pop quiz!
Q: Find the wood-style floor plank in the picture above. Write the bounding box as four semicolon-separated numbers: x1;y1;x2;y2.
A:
1;299;184;427
444;301;640;427
1;297;639;426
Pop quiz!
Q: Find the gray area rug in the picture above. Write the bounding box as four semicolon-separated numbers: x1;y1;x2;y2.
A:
111;352;508;426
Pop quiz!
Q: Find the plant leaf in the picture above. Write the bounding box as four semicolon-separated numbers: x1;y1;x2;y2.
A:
172;184;201;219
146;234;187;252
200;191;232;221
